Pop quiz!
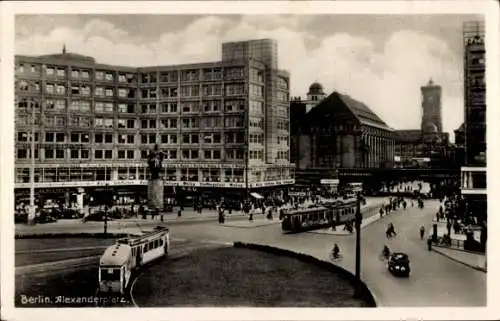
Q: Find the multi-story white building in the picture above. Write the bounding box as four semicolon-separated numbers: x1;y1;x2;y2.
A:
14;39;294;205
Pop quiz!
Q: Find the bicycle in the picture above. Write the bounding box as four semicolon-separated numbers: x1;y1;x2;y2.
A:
329;252;343;262
379;251;391;261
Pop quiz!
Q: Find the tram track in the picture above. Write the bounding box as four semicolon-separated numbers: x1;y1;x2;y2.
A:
15;238;232;277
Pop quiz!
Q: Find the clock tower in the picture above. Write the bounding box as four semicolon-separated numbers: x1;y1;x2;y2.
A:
421;78;443;136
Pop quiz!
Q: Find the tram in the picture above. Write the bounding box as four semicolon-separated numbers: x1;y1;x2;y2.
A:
281;198;381;233
98;225;169;294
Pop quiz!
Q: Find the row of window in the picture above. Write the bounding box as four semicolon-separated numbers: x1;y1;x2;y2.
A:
277;91;289;102
249;150;264;160
16;64;247;83
16;80;257;99
140;68;245;83
274;105;289;118
249;100;264;115
18;131;248;146
249;68;264;83
249;84;264;98
276;120;290;130
276;150;290;160
16;115;248;130
249;134;264;144
16;148;240;160
249;117;264;129
15;167;287;184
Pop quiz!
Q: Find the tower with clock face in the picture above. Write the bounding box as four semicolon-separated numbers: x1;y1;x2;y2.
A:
421;78;443;137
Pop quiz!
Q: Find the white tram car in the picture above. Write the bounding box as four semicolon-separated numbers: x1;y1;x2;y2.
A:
98;225;169;294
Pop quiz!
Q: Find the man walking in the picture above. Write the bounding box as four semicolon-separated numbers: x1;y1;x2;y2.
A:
420;226;425;240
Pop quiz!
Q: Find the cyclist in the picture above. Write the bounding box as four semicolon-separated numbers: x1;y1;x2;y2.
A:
382;245;391;259
332;243;340;259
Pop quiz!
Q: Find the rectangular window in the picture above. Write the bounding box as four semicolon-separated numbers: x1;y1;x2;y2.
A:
95;150;103;159
95;87;105;96
56;85;65;95
45;149;54;159
95;134;103;143
95;71;104;80
70;149;79;159
45;132;54;142
46;84;54;94
56;149;65;159
104;150;113;159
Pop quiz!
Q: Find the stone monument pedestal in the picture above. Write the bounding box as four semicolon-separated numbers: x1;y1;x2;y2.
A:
148;179;164;211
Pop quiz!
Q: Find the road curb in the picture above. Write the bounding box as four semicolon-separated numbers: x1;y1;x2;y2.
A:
431;248;486;273
233;241;378;307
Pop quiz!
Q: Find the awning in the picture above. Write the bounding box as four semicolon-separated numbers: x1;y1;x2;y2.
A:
250;192;264;199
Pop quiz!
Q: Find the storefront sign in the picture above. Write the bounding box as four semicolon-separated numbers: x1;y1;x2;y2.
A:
320;179;340;185
15;179;295;190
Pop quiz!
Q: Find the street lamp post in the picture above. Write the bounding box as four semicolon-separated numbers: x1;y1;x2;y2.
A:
104;183;109;236
354;190;362;298
29;105;36;224
245;107;249;201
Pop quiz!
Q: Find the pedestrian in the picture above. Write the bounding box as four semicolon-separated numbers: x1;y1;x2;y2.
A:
420;226;425;240
249;205;255;222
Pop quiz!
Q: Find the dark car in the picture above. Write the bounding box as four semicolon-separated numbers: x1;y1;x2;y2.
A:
84;211;113;222
387;252;411;277
33;212;57;224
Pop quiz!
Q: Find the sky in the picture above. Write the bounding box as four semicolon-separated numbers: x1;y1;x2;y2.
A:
15;14;484;142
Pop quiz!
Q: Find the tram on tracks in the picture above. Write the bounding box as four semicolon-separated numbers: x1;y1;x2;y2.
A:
281;198;380;233
98;225;170;295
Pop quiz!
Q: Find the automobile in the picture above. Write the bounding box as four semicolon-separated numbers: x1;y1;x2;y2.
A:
33;212;57;224
387;252;411;277
84;211;113;222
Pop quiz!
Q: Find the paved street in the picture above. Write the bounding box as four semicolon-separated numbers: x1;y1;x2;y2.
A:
168;198;486;307
14;197;486;307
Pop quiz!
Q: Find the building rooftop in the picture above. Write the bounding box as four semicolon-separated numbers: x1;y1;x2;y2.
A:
307;91;392;131
336;93;391;131
308;82;324;95
394;129;422;143
455;123;465;133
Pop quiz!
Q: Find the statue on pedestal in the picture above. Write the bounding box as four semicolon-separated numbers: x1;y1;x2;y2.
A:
147;144;165;212
147;144;164;180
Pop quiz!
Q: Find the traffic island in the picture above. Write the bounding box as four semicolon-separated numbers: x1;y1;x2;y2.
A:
131;245;373;307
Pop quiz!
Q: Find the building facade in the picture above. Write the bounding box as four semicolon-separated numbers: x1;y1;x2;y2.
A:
290;88;394;184
461;21;486;222
393;79;452;169
14;39;294;204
